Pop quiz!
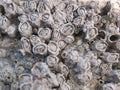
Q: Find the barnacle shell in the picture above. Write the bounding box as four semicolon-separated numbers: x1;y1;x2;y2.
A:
60;23;75;36
59;82;71;90
38;27;52;40
18;14;28;23
107;34;120;43
48;41;60;55
72;16;84;27
57;73;66;84
57;40;67;49
32;42;47;55
18;22;32;37
91;14;101;24
65;35;75;44
30;35;41;46
20;82;32;90
77;7;87;18
102;83;116;90
0;48;6;57
115;39;120;51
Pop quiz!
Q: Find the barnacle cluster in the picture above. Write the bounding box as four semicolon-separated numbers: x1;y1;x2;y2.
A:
0;0;120;90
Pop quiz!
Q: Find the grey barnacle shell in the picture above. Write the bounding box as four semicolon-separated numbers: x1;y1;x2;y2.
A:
102;83;116;90
46;55;59;68
72;16;84;27
20;37;31;55
115;39;120;51
65;35;75;44
18;14;28;23
91;14;101;24
0;0;12;4
30;35;42;46
77;7;87;18
18;22;32;37
60;23;75;36
5;24;17;37
38;27;52;40
32;42;47;55
57;73;66;84
31;62;50;78
57;40;67;49
59;82;71;90
20;82;32;90
48;41;60;55
0;15;10;30
100;52;119;63
52;29;62;41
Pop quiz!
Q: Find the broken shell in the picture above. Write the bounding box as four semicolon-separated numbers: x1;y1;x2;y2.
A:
20;82;32;90
38;27;52;40
46;55;59;68
48;41;60;55
18;22;32;37
65;35;75;44
29;35;41;46
60;23;75;36
32;42;47;55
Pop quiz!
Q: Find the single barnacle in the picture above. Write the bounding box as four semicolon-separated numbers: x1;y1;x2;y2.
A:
115;39;120;51
52;29;62;41
38;27;52;40
32;42;47;55
20;37;31;55
91;14;101;24
57;40;67;49
90;59;102;67
0;48;6;57
98;30;107;40
48;41;60;55
15;65;25;75
20;82;32;90
100;52;119;63
66;13;74;22
5;24;17;37
19;73;33;85
102;83;116;90
85;27;98;41
57;73;65;84
0;15;10;30
30;35;41;46
61;50;68;59
60;23;75;36
77;7;87;18
59;82;71;90
18;14;28;23
46;55;59;68
65;35;75;44
31;62;50;78
72;16;84;27
18;22;32;37
92;40;108;52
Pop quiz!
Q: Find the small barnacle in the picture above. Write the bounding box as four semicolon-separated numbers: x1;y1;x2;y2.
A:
85;27;98;41
38;27;52;40
115;39;120;51
46;55;59;68
102;83;116;90
60;23;75;36
61;50;68;59
65;35;75;44
57;73;65;84
0;15;10;30
19;73;33;85
18;22;32;37
0;48;6;57
72;16;84;27
77;7;87;18
48;41;60;55
57;40;67;49
98;30;107;40
0;0;12;4
15;65;25;75
92;40;108;52
31;62;50;78
66;3;78;14
18;14;28;23
32;42;47;55
5;24;17;37
90;59;102;67
107;34;120;43
20;37;31;55
101;52;119;63
59;82;71;90
20;82;32;90
52;29;62;41
30;35;41;46
91;14;101;24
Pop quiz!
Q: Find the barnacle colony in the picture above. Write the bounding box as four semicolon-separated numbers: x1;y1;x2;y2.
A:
0;0;120;90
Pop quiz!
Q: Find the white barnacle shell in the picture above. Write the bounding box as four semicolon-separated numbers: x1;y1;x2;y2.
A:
57;40;67;49
32;42;47;55
85;27;98;41
91;14;101;24
31;62;50;78
60;23;75;36
72;16;84;27
66;3;78;14
0;48;6;57
18;14;28;23
102;83;116;90
65;35;75;44
30;35;42;46
101;52;119;63
20;82;32;90
19;73;33;85
77;7;87;18
59;82;71;90
18;22;32;37
92;40;108;52
52;29;62;41
0;15;10;30
48;41;60;55
20;37;31;55
5;24;17;37
38;27;52;40
46;55;59;68
57;73;65;84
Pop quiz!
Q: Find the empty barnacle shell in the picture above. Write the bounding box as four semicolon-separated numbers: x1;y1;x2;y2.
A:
31;62;50;78
20;37;31;55
100;52;119;63
19;73;33;85
77;7;87;18
60;23;75;36
46;55;59;68
20;82;32;90
0;15;10;30
102;83;116;90
92;40;108;52
32;42;47;55
91;14;101;24
72;16;84;27
18;22;32;37
18;14;28;23
5;24;17;37
38;27;52;40
57;40;67;49
48;41;60;55
107;34;120;43
98;30;107;40
85;27;98;41
61;50;68;59
30;35;41;46
0;48;6;57
64;35;75;44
